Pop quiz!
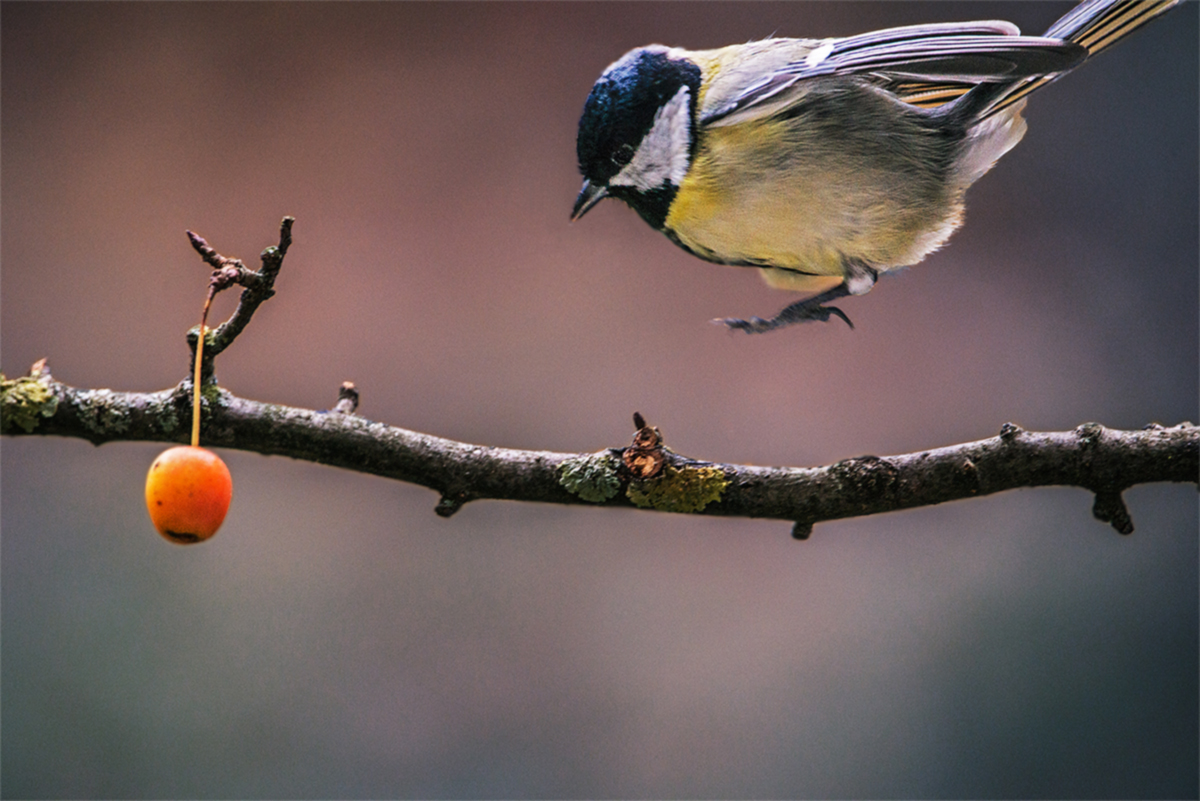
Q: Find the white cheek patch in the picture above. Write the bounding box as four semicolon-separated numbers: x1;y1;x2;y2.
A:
610;84;692;192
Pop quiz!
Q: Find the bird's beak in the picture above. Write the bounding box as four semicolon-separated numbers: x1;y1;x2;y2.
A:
571;180;608;221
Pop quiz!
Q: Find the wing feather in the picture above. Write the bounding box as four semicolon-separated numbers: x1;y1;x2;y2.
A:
702;22;1087;126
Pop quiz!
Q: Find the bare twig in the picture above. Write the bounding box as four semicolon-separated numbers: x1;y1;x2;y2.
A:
185;217;293;379
331;382;360;415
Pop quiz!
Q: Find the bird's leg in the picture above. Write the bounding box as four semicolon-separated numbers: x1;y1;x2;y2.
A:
716;284;853;333
842;260;878;298
717;262;877;334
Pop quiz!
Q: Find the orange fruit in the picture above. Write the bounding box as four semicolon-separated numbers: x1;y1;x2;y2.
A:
145;445;232;544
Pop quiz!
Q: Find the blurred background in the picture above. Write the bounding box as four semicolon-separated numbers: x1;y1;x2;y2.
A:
3;2;1196;797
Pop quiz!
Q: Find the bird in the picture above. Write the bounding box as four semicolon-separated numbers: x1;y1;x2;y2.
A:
571;0;1180;333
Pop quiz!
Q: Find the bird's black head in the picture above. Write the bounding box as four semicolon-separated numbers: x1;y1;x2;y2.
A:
573;46;701;229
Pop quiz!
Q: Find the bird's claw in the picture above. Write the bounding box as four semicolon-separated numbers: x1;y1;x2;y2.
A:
714;303;853;334
822;305;853;328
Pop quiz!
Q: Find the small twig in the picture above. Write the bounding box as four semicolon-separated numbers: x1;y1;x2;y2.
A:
332;382;360;415
1092;490;1134;535
185;217;294;380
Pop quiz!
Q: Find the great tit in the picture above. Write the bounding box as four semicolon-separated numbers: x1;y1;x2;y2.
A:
572;0;1179;333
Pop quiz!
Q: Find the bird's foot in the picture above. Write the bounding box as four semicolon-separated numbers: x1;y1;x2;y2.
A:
715;299;853;334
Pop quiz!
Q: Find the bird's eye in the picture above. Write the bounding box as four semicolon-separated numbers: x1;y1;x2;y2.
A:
613;143;635;165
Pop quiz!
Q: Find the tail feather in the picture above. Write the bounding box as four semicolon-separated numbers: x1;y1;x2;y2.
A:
1045;0;1180;53
970;0;1181;120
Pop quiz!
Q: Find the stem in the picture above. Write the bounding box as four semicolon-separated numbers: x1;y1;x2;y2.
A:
192;294;213;448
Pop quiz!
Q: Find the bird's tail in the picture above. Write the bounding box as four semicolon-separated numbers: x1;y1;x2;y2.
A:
942;0;1179;190
977;0;1181;118
1045;0;1181;54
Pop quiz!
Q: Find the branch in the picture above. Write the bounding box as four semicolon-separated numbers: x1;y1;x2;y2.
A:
2;217;1195;536
185;216;292;380
2;364;1195;535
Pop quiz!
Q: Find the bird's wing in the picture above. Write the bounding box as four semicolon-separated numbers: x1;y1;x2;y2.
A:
702;21;1087;126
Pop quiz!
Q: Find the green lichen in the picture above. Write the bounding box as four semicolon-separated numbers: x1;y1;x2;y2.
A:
150;396;181;436
558;451;621;503
626;464;728;513
78;389;132;435
1;373;59;433
201;381;224;406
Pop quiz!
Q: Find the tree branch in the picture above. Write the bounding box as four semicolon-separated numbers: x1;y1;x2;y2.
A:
2;217;1195;536
2;364;1195;535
